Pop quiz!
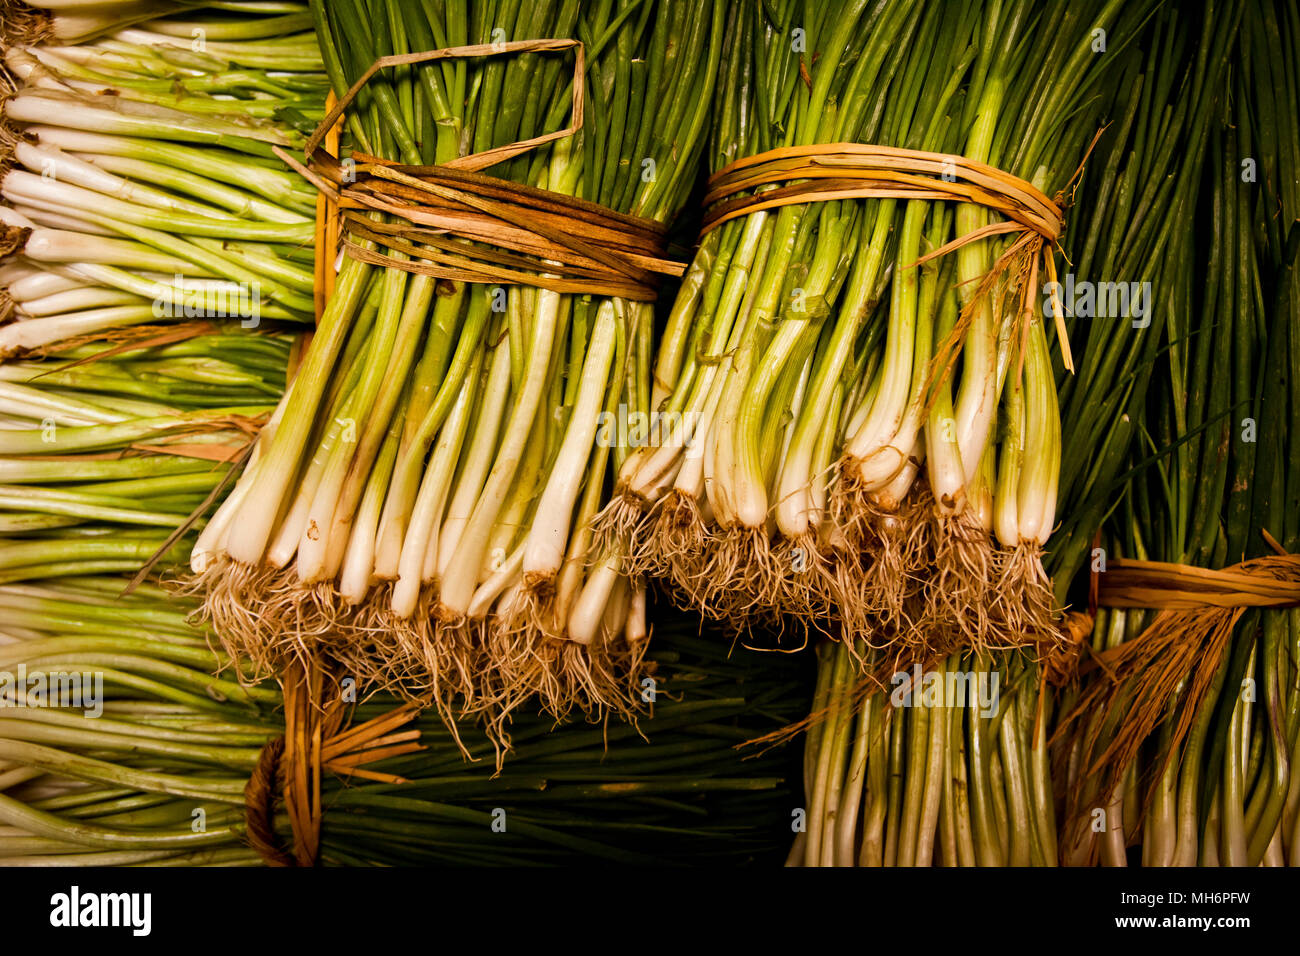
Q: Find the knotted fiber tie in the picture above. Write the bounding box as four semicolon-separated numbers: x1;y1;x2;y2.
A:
1040;550;1300;687
1053;547;1300;837
244;660;423;867
281;39;684;304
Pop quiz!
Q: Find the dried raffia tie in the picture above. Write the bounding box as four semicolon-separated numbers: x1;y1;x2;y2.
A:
1076;549;1300;686
276;40;684;303
1052;548;1300;837
1097;552;1300;609
700;140;1095;377
312;90;344;321
244;659;424;867
1042;550;1300;686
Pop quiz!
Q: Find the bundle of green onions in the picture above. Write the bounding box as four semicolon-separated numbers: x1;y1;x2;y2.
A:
0;578;808;866
0;578;279;866
744;0;1184;866
596;0;1160;665
1;1;325;354
190;0;725;740
787;0;1286;868
1044;0;1240;866
1056;0;1300;867
0;324;293;585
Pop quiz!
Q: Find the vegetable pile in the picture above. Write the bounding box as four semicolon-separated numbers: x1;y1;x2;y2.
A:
0;0;1297;869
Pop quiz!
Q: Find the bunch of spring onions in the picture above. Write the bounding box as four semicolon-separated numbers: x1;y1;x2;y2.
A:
0;325;293;585
786;639;1057;866
0;578;280;866
192;0;724;742
1057;0;1300;867
671;0;1160;867
595;0;1161;666
1044;0;1238;866
0;578;809;866
1;2;325;354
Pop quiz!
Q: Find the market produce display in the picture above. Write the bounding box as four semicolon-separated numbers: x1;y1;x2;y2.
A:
0;0;1296;870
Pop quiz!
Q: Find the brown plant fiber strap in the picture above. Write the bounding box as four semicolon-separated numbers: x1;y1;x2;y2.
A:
1053;551;1300;837
244;660;424;867
312;91;344;321
284;40;682;303
1097;553;1300;609
702;143;1062;241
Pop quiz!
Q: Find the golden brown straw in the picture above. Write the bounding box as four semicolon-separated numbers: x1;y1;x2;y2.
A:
313;91;344;320
1097;554;1300;609
244;659;424;867
285;40;681;301
702;143;1062;240
1054;551;1300;859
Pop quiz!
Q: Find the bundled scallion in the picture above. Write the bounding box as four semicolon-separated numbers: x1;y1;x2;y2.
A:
191;0;724;744
0;578;808;866
1;2;325;354
595;0;1160;665
1055;0;1300;867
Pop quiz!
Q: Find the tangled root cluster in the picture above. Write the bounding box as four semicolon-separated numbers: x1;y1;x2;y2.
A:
182;557;654;763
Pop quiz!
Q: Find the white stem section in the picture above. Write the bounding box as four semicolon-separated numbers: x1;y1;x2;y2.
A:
434;341;512;579
706;340;752;528
193;452;266;573
0;262;43;285
1015;321;1059;544
568;558;620;646
0;381;123;425
522;300;617;579
871;439;924;512
28;128;307;207
438;289;561;615
993;376;1024;549
391;366;477;618
625;583;647;645
0;207;36;229
466;542;524;620
17;226;198;274
8;206;115;236
18;287;142;317
12;141;231;220
338;438;394;606
800;380;844;536
191;384;297;570
6;271;89;300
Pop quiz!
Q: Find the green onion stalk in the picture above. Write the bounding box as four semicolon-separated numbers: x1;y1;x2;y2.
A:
0;4;326;354
1056;0;1299;867
0;325;293;584
0;577;810;867
1045;2;1239;865
1;1;316;48
191;0;724;744
788;641;1058;866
